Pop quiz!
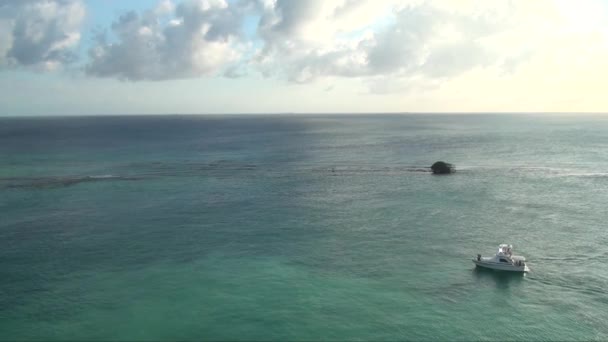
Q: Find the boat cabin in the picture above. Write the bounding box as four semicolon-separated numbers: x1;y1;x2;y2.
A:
495;244;526;266
497;244;512;257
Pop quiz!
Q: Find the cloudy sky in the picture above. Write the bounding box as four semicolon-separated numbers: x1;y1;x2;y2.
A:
1;0;607;115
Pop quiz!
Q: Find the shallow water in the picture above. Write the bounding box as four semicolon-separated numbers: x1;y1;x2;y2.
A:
1;114;608;340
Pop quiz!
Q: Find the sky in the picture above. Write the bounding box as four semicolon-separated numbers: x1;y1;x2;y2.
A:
0;0;607;116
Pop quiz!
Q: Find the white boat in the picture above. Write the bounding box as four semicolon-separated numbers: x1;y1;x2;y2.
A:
472;244;529;272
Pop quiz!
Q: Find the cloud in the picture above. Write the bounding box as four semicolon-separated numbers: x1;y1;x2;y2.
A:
85;0;252;81
0;0;85;70
252;0;382;82
252;1;513;87
2;0;606;107
250;0;608;95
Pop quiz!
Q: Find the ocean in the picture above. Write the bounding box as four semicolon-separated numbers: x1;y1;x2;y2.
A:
1;114;607;340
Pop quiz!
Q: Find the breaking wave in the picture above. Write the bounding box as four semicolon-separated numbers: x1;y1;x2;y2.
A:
3;161;606;190
1;175;142;189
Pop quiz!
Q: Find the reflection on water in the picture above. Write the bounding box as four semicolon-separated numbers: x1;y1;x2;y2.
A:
472;267;525;290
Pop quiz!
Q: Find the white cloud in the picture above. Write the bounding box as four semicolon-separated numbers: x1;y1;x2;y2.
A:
243;0;608;107
3;0;608;113
253;0;395;80
253;1;537;87
0;0;85;70
85;0;251;81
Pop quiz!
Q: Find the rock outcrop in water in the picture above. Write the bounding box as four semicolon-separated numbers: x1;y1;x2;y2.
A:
431;161;454;175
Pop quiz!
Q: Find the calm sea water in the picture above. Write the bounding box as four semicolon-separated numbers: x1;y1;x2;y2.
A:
1;114;608;340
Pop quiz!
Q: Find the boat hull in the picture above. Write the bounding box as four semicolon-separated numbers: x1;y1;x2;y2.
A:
472;259;529;272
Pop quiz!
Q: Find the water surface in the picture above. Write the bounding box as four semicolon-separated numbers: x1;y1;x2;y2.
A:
1;114;607;340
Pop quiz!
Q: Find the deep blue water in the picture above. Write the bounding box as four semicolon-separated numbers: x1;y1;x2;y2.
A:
1;114;608;340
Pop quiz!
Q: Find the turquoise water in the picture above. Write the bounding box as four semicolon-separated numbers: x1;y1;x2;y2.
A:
1;114;608;340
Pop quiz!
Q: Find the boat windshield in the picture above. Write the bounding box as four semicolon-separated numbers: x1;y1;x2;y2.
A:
498;244;513;256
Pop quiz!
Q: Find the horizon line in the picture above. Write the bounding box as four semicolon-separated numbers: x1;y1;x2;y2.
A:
3;112;608;118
